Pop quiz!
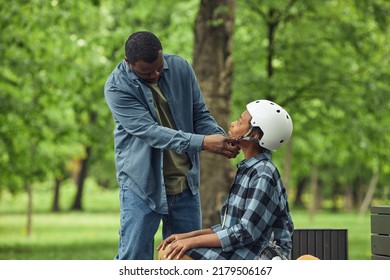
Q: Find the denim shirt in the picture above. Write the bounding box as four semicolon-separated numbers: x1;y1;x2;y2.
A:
104;53;225;214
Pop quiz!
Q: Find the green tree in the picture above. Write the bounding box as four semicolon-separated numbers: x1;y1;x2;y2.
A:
232;0;390;213
0;0;83;232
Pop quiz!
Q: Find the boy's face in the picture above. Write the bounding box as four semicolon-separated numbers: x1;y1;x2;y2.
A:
228;110;252;139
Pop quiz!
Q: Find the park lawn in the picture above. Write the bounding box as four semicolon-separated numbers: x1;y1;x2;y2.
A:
0;211;370;260
0;212;119;259
0;182;121;260
0;184;372;260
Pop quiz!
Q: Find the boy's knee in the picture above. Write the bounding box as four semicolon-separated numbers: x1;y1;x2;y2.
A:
297;254;320;260
157;247;168;260
157;247;192;260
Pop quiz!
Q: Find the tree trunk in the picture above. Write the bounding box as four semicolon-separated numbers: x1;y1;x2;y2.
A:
330;182;338;212
26;184;33;236
283;137;293;190
52;177;62;212
352;176;362;209
193;0;235;227
265;7;281;100
294;176;307;208
358;171;380;217
266;8;279;80
344;184;353;211
71;145;92;211
309;165;319;220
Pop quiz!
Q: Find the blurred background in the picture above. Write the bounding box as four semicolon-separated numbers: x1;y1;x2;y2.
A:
0;0;389;260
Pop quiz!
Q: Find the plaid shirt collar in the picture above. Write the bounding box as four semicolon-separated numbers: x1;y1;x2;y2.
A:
238;151;271;169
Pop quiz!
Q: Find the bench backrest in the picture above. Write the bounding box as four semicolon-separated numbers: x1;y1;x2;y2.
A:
371;206;390;260
291;228;348;260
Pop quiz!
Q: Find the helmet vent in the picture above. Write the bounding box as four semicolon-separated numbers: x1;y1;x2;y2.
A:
280;140;284;143
286;115;289;119
276;109;281;113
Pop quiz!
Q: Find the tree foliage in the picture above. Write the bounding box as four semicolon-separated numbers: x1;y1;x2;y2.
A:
0;0;389;220
232;0;390;211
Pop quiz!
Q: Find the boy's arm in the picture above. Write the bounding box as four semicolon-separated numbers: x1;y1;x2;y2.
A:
157;228;214;251
189;232;221;248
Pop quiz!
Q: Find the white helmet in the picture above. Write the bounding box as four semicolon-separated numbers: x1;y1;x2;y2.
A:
246;99;293;151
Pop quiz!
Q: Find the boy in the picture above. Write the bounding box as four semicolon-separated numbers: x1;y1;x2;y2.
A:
157;99;294;260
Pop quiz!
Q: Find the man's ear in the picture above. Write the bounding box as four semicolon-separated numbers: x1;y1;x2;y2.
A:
124;57;131;66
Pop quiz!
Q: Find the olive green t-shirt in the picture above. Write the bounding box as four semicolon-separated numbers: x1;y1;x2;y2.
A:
148;83;191;195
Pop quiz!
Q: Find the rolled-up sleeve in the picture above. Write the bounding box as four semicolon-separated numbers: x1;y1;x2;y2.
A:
105;80;204;155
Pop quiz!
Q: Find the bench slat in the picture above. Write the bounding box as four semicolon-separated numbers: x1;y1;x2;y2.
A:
371;206;390;215
371;235;390;256
372;254;390;260
371;215;390;235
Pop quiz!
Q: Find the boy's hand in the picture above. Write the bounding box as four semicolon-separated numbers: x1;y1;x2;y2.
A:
157;233;188;251
157;236;175;251
160;239;194;260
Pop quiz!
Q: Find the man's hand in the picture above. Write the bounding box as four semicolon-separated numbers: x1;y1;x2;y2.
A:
202;134;240;158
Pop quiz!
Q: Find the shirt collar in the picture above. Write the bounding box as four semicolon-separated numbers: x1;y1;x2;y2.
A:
238;151;271;169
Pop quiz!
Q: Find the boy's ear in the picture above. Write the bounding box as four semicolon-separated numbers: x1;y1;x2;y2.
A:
249;130;262;140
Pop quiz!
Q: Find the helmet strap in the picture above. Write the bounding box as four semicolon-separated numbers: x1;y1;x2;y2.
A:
236;126;260;144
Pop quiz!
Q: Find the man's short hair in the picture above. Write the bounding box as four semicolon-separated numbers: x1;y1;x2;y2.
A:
125;31;163;64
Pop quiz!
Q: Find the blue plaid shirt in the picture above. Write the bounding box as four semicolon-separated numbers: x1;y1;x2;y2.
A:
187;151;293;260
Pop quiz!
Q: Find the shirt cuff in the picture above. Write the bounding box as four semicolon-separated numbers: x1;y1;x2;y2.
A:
188;134;205;153
211;224;222;232
215;228;234;252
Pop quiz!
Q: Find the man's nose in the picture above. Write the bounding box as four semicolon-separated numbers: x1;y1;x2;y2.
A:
151;70;162;79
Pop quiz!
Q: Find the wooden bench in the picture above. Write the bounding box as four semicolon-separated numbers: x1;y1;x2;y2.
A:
371;206;390;260
291;228;348;260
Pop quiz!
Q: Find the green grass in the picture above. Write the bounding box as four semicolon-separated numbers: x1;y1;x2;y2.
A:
0;212;119;259
0;181;372;260
0;180;121;260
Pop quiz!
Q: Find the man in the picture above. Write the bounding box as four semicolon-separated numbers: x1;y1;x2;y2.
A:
104;31;239;260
